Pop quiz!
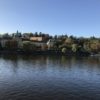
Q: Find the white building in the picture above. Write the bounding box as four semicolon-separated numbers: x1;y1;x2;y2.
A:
47;39;56;49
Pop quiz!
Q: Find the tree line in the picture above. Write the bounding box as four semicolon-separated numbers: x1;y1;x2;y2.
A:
0;32;100;55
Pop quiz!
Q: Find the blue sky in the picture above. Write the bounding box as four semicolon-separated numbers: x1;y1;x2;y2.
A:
0;0;100;37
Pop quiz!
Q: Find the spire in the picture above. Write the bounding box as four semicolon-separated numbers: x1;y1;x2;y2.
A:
16;30;19;34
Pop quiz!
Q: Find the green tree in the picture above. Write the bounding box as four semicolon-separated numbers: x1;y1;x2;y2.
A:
62;48;67;53
22;41;36;51
72;44;78;52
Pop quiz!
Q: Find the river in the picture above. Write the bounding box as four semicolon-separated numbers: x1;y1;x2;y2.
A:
0;55;100;100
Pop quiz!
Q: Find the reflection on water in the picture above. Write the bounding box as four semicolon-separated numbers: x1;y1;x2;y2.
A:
0;55;100;100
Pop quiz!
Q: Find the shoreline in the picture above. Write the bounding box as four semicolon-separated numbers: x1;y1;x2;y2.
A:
0;50;90;56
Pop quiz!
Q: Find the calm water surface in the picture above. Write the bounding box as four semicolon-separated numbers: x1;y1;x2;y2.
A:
0;55;100;100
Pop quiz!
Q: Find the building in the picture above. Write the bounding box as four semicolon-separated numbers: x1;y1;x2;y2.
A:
0;38;12;48
47;39;56;49
30;37;45;42
29;36;48;50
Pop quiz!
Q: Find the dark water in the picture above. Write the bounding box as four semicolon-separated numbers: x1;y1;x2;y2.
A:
0;55;100;100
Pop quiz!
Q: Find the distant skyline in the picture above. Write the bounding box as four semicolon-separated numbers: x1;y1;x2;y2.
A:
0;0;100;37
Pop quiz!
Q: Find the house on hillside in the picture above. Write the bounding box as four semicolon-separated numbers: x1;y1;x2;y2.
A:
30;37;45;42
30;36;48;50
0;37;12;48
47;39;56;49
0;37;23;49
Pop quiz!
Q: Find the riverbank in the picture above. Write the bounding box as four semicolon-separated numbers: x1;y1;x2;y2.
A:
0;50;90;56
